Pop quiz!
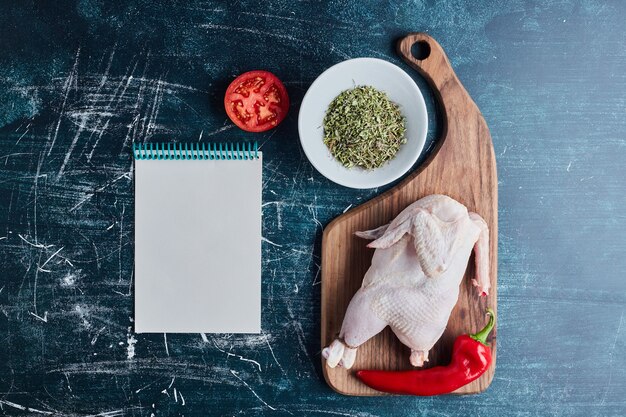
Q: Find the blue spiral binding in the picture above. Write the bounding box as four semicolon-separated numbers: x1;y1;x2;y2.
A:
132;142;259;160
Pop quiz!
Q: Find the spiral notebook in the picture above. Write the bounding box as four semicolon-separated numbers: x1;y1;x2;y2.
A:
133;142;262;333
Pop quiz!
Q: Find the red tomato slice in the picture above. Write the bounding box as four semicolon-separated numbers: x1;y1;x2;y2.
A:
224;70;289;132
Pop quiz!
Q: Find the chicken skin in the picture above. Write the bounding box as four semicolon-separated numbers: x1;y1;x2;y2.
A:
323;195;490;369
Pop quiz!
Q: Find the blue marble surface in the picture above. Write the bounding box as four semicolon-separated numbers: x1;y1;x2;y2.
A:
1;1;625;416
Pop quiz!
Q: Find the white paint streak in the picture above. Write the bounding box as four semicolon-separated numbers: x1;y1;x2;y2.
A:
264;334;285;374
87;119;110;162
18;234;53;249
85;409;130;417
121;76;203;92
127;327;137;360
230;370;276;411
135;379;158;394
91;326;107;345
204;124;235;137
201;23;301;44
57;112;88;179
69;172;131;212
294;409;379;417
0;400;53;415
262;237;283;247
64;373;72;392
39;247;64;269
212;340;262;371
599;310;624;406
328;42;351;59
29;311;48;322
312;264;321;286
48;47;80;157
261;201;284;208
308;204;323;231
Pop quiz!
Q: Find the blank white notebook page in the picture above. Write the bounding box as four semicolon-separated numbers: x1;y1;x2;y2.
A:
134;155;262;333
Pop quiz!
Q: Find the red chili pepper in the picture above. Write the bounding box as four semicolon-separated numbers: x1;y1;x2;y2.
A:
356;308;495;396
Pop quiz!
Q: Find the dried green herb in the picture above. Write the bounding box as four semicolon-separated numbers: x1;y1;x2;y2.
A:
323;86;406;170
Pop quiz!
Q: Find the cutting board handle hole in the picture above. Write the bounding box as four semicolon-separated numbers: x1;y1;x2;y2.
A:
410;40;431;61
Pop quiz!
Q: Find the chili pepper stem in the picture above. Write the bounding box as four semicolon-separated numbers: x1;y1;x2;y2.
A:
469;308;495;345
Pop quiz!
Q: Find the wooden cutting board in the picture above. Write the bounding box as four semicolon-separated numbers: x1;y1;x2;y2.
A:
321;33;498;396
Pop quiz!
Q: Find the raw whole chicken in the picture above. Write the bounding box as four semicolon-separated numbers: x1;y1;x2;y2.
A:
323;194;490;369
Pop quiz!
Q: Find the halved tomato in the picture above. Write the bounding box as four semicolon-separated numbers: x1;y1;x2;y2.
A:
224;70;290;132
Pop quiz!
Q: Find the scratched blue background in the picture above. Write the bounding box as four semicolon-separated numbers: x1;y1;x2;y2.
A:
1;1;625;416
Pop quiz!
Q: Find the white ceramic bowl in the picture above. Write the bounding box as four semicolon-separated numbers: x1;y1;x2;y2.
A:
298;57;428;189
